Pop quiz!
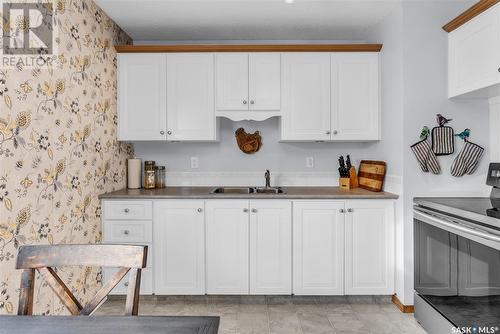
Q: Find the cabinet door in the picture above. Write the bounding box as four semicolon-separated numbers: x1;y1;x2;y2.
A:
118;54;166;141
216;53;249;110
448;3;500;97
206;200;249;294
331;53;380;140
249;200;291;294
281;53;331;141
345;200;394;294
293;201;345;295
249;53;281;111
166;54;216;141
153;200;205;295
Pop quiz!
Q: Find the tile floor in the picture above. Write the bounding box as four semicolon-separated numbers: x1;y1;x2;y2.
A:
96;295;427;334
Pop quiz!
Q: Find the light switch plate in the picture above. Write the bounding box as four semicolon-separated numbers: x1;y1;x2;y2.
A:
306;157;314;168
191;157;199;169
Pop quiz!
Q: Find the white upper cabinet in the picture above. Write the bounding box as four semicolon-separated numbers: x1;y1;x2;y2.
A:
216;53;249;111
216;53;281;120
117;50;380;141
249;53;281;111
344;200;394;295
118;53;167;141
166;53;217;141
205;200;250;294
281;53;331;141
448;3;500;98
293;201;345;295
249;200;292;295
153;200;205;295
331;53;380;140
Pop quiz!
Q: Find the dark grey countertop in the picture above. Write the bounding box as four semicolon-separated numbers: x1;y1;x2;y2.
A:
99;186;399;200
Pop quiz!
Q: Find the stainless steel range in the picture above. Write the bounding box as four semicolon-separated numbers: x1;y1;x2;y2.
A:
413;164;500;334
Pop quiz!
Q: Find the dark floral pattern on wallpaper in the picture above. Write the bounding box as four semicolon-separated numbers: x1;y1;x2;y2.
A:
0;0;132;315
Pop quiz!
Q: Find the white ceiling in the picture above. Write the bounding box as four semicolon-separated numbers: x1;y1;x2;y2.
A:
95;0;401;41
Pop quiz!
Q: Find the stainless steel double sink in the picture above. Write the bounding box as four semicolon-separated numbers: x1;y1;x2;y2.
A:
209;186;285;194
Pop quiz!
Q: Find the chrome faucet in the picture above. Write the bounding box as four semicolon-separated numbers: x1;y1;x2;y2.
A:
265;170;271;188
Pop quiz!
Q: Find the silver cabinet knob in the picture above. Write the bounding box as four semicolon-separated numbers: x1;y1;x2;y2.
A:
124;282;129;287
160;131;165;135
251;208;258;213
333;130;338;135
498;67;500;73
197;208;203;213
124;208;130;213
347;208;353;213
243;100;247;105
250;100;255;105
123;230;130;235
340;209;345;213
167;130;172;135
243;208;249;213
326;130;331;135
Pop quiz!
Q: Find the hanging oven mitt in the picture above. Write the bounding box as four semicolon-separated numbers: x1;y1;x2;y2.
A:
431;114;454;156
410;127;441;174
451;129;484;177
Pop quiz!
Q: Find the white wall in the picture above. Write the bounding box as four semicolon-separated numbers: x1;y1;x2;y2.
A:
365;2;405;304
400;0;490;305
133;117;402;175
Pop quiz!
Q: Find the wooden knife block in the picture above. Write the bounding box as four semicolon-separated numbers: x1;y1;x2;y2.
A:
339;167;359;190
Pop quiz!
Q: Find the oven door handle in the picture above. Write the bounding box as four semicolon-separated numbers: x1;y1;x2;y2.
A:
414;209;500;244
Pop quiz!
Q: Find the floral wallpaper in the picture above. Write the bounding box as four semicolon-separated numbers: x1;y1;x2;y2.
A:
0;0;132;315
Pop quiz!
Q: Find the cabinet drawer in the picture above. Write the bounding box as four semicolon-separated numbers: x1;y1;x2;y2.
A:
103;220;152;243
103;201;152;220
103;267;153;295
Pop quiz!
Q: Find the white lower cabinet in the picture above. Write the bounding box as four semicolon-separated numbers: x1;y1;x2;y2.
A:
153;200;205;295
293;201;345;295
103;267;154;295
205;200;250;294
250;200;292;295
102;198;394;296
344;200;395;295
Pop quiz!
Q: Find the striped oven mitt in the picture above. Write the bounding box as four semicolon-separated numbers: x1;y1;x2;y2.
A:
410;138;441;174
450;141;484;177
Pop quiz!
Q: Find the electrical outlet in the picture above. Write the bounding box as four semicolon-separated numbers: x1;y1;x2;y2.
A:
306;157;314;168
190;157;199;169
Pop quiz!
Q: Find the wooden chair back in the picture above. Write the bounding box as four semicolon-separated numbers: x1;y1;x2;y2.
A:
16;244;148;316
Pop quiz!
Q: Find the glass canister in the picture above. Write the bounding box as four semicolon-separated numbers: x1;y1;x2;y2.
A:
155;166;166;188
143;161;156;189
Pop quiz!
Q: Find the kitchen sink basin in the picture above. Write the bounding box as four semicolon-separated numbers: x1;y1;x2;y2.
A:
255;187;285;194
210;187;256;194
209;187;285;194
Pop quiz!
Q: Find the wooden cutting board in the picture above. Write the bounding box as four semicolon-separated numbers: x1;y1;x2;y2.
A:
358;160;386;192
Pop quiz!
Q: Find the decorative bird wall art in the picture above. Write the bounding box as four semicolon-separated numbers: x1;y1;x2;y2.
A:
436;114;453;127
420;126;430;140
235;128;262;154
455;128;471;141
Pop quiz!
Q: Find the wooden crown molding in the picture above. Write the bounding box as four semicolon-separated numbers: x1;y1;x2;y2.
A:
391;294;414;313
442;0;499;32
115;44;383;53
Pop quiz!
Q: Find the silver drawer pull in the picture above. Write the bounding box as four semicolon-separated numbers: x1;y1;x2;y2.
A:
124;208;130;213
251;208;258;213
123;230;130;235
124;282;129;287
197;208;203;213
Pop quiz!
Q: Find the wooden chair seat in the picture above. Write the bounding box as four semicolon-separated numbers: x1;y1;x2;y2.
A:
16;244;148;316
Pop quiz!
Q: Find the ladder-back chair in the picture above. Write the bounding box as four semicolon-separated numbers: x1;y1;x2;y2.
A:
16;244;148;316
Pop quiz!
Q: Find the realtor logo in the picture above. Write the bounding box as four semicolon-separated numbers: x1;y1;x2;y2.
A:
2;1;55;68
